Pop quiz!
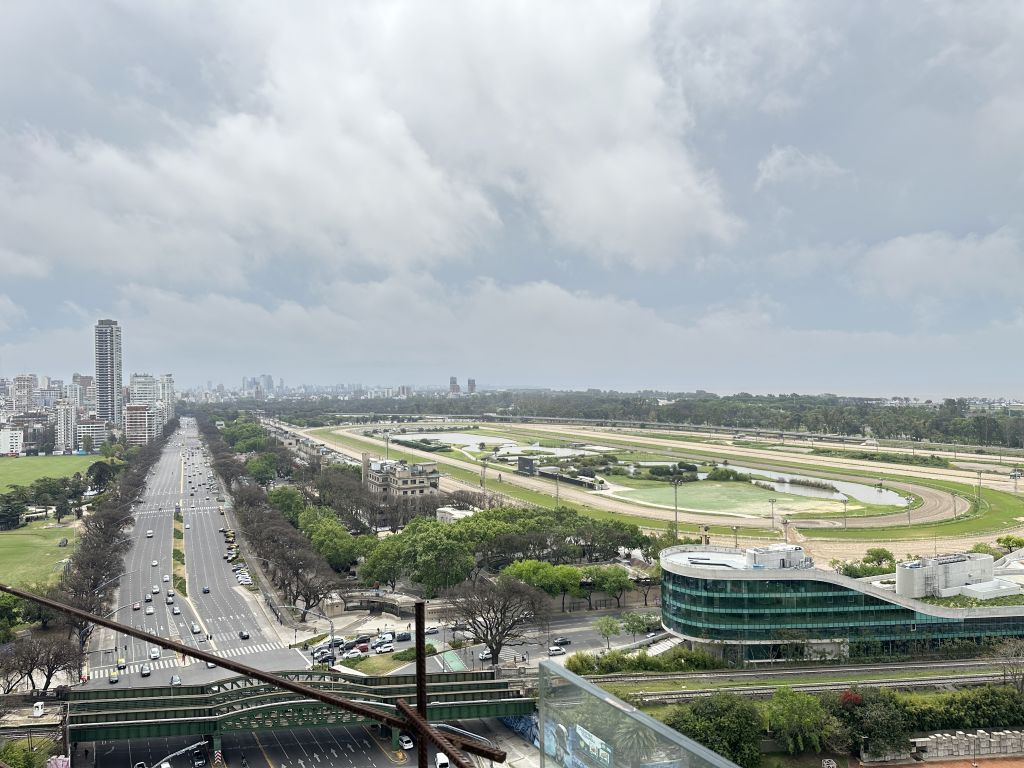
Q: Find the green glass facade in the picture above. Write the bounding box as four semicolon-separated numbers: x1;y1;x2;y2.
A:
661;570;1024;651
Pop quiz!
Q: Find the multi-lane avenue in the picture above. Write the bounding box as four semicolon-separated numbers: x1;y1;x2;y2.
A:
87;418;304;686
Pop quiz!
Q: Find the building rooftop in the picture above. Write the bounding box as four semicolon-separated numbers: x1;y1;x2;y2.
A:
663;543;809;571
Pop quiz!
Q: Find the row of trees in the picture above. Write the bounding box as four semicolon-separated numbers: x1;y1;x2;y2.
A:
197;415;340;621
359;508;646;598
0;460;123;530
258;391;1024;448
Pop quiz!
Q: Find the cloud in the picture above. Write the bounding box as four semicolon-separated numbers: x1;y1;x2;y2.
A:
755;145;850;190
855;228;1023;302
0;294;25;333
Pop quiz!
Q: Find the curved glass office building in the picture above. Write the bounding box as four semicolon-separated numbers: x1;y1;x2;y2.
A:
660;544;1024;661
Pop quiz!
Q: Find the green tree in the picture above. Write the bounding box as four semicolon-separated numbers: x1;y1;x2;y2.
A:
595;616;621;650
81;434;94;453
863;548;895;566
621;613;650;643
245;454;277;486
268;486;305;525
591;565;634;608
767;687;835;754
665;693;764;768
360;536;407;591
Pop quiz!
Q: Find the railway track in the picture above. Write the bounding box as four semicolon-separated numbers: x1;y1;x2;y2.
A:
632;672;1005;704
581;658;998;686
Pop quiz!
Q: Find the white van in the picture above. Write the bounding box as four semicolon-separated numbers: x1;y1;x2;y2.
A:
31;702;45;718
435;754;449;768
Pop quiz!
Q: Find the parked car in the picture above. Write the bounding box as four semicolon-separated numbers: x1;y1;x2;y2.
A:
423;626;438;635
356;643;369;653
375;644;394;654
395;632;411;642
341;649;364;660
479;649;493;661
552;637;571;646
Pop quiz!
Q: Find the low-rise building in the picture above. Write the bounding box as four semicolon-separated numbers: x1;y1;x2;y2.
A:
436;506;478;524
76;420;109;451
361;453;441;500
0;427;23;455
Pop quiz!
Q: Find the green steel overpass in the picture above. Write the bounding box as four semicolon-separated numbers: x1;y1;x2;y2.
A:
68;669;535;745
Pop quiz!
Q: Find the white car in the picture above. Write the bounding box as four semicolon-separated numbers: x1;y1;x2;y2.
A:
374;644;394;654
547;646;566;656
478;649;492;661
163;575;170;582
341;649;364;660
150;647;160;660
172;606;181;615
145;606;154;615
151;560;158;567
185;524;191;529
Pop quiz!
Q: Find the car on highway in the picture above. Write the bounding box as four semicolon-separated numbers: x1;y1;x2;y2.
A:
374;643;394;654
172;606;181;615
133;602;141;611
398;734;414;750
185;524;191;530
145;606;154;615
547;646;566;656
170;675;182;687
117;657;127;670
552;637;572;645
163;574;170;582
238;630;250;640
151;585;160;594
150;647;160;660
191;623;201;634
146;530;154;538
165;596;174;605
144;594;152;603
140;664;151;678
191;750;207;768
202;586;210;594
108;671;119;684
167;589;174;596
151;560;158;567
435;754;449;768
396;631;411;641
205;661;217;669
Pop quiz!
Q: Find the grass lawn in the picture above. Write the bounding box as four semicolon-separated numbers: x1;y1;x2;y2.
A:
0;454;98;490
616;481;830;517
0;519;76;585
337;653;406;676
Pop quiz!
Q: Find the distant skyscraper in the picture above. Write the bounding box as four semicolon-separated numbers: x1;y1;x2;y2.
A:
130;373;159;407
94;319;123;427
467;378;476;394
159;374;176;420
449;376;460;395
55;399;77;453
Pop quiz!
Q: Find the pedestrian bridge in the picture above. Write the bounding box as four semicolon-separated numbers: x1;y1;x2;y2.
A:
67;669;535;741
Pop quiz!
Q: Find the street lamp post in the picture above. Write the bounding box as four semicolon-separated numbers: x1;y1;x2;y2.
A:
842;498;848;530
977;470;983;506
732;526;738;547
671;479;683;542
769;498;777;530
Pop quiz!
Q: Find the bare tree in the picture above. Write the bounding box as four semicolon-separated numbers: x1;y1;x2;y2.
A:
991;637;1024;693
0;645;26;694
34;635;82;690
445;574;549;664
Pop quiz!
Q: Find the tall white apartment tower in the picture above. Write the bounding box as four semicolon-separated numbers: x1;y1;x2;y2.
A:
159;374;175;420
94;319;123;428
55;399;77;453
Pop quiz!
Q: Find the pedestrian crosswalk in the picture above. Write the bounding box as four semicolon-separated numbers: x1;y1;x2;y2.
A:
89;641;284;678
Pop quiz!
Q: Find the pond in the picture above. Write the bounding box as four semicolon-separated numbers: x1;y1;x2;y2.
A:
724;464;908;507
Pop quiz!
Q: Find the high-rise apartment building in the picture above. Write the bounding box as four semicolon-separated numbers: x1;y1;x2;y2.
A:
12;374;38;413
449;376;460;395
55;399;77;453
467;378;476;394
94;319;123;427
159;374;175;420
129;373;159;407
124;403;158;446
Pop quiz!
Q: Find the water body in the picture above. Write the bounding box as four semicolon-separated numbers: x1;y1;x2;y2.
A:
724;464;908;507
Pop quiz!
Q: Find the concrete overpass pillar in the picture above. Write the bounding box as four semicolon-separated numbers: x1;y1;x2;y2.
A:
212;734;223;766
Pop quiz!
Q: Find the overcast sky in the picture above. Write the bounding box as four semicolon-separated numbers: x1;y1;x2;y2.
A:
1;2;1023;397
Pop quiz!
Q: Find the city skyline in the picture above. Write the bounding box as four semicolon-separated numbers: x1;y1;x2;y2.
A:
2;4;1023;396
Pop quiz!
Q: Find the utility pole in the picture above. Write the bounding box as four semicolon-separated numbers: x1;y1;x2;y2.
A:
769;498;777;530
842;498;848;530
672;479;683;542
